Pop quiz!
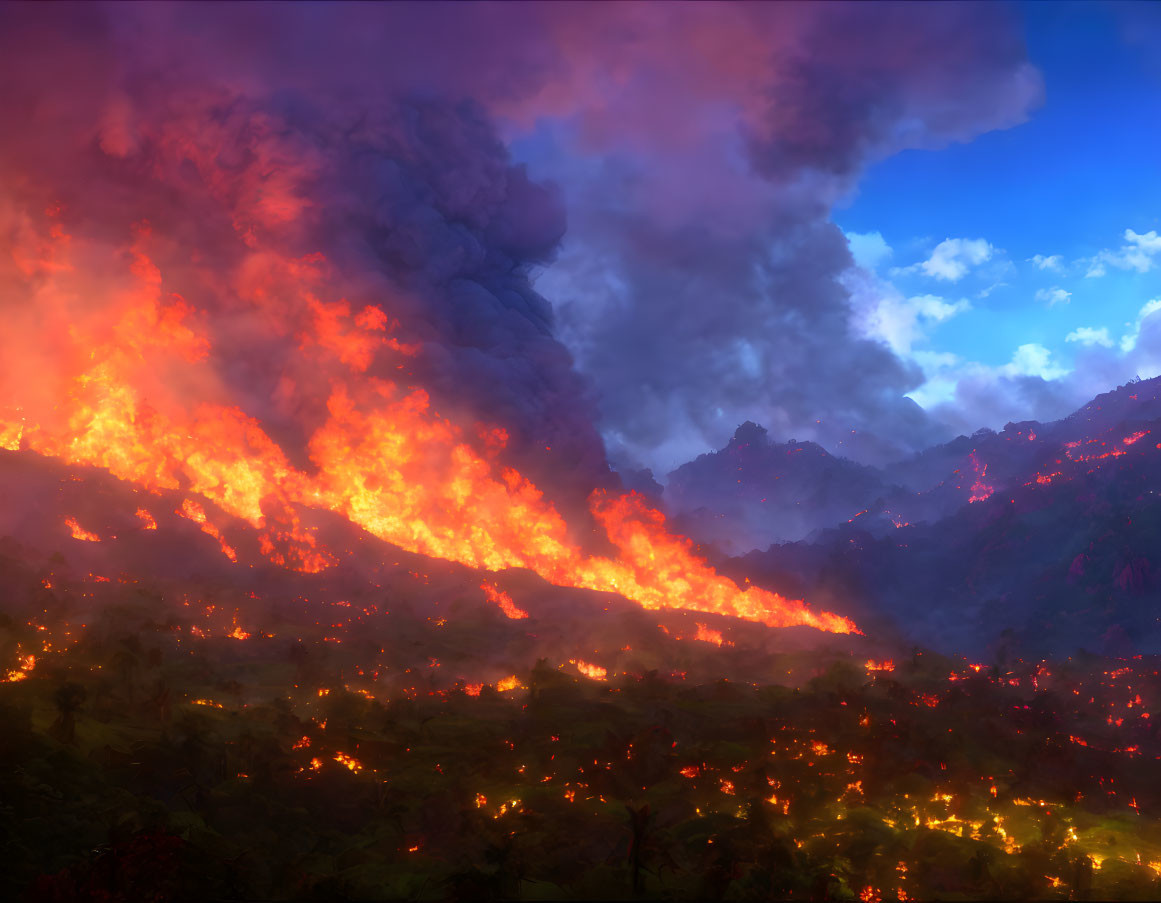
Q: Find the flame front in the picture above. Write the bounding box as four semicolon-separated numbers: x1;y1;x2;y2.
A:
0;205;855;636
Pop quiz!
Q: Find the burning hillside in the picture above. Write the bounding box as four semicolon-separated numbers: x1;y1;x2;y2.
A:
0;98;851;636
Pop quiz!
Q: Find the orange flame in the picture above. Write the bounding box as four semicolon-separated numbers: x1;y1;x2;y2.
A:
176;499;237;562
694;623;725;646
569;659;607;680
481;581;529;620
65;517;101;542
0;421;22;450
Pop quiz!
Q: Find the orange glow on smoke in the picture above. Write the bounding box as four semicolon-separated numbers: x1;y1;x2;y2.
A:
0;207;855;636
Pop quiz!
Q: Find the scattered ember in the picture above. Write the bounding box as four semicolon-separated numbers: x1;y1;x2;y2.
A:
333;752;363;772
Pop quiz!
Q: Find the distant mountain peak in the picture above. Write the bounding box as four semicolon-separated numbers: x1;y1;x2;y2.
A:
730;421;769;448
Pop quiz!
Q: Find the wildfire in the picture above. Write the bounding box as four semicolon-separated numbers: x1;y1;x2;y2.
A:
0;196;855;638
135;507;158;530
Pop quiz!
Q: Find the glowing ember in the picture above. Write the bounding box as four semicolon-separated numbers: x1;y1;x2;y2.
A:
480;581;529;620
334;752;363;772
64;517;101;542
5;653;36;682
967;451;993;503
865;659;895;672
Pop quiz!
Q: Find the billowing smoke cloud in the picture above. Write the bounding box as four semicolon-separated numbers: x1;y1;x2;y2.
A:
522;2;1044;471
0;3;614;515
0;1;1043;496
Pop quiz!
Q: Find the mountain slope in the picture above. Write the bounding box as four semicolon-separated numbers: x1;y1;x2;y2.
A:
731;378;1161;656
664;422;901;553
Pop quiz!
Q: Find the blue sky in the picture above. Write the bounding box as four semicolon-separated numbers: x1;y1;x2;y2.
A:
835;0;1161;408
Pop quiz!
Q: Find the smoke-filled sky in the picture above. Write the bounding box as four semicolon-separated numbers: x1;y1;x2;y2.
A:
3;0;1159;485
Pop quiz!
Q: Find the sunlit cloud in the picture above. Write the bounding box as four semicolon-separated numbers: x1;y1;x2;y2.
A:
1027;253;1063;272
1065;326;1113;348
1085;228;1161;277
894;237;994;282
1035;286;1071;306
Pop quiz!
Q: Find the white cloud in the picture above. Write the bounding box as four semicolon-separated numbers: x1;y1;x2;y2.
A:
1002;343;1068;380
1085;228;1161;278
1129;229;1161;254
916;237;994;281
1028;254;1063;272
848;277;971;355
905;341;1074;426
844;230;892;270
1034;286;1071;306
1119;298;1161;353
843;253;972;355
1065;326;1113;348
